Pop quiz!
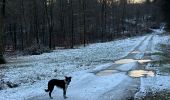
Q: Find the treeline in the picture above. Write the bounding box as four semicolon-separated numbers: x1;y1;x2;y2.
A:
161;0;170;30
0;0;5;63
1;0;161;56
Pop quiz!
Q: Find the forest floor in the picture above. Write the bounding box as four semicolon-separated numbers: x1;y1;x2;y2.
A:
0;29;170;100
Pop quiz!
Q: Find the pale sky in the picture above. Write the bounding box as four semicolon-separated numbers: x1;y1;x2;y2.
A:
134;0;145;3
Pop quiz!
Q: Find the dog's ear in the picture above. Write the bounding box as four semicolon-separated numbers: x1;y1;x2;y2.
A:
65;76;67;78
69;77;72;79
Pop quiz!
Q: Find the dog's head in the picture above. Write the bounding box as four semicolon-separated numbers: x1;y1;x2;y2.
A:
65;76;72;85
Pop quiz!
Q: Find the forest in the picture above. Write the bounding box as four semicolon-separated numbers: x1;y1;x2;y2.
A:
0;0;169;63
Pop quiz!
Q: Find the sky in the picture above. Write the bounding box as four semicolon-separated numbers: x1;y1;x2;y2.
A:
134;0;145;3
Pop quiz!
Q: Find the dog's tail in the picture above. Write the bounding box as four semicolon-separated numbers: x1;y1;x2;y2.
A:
45;89;49;92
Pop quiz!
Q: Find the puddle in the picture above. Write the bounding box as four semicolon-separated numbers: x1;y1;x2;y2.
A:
115;59;136;64
128;70;155;78
115;59;152;64
138;59;152;64
96;59;152;76
96;70;119;76
131;50;141;54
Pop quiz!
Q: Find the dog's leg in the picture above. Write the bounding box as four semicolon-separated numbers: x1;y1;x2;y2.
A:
63;89;68;99
49;91;53;99
63;84;68;99
49;86;54;99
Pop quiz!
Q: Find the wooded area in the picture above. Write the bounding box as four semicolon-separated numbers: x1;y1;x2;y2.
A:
0;0;168;64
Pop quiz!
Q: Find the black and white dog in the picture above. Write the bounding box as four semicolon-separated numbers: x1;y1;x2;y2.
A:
45;76;72;99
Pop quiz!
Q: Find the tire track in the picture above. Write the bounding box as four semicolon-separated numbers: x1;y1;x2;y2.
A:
98;34;155;100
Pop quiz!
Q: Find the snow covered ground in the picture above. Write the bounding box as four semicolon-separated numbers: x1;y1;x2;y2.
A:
135;34;170;99
0;35;146;88
0;35;147;100
0;30;170;100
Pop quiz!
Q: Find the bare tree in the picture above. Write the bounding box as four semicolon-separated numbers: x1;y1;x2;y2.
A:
0;0;5;64
82;0;86;47
0;0;159;56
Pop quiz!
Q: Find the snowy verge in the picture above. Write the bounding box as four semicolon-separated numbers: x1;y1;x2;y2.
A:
135;34;170;99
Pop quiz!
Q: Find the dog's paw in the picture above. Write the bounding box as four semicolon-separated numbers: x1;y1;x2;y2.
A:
50;97;53;99
64;96;68;99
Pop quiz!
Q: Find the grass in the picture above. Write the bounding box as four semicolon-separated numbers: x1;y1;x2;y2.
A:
159;67;170;74
158;58;170;65
144;91;170;100
151;50;170;65
151;52;164;56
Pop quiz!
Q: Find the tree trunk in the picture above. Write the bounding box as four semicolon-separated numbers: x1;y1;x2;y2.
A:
0;0;6;64
70;0;74;48
82;0;86;47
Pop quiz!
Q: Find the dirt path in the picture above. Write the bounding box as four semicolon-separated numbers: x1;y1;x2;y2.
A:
96;35;154;100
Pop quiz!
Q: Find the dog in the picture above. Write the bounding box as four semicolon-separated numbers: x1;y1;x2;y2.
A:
45;76;72;99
